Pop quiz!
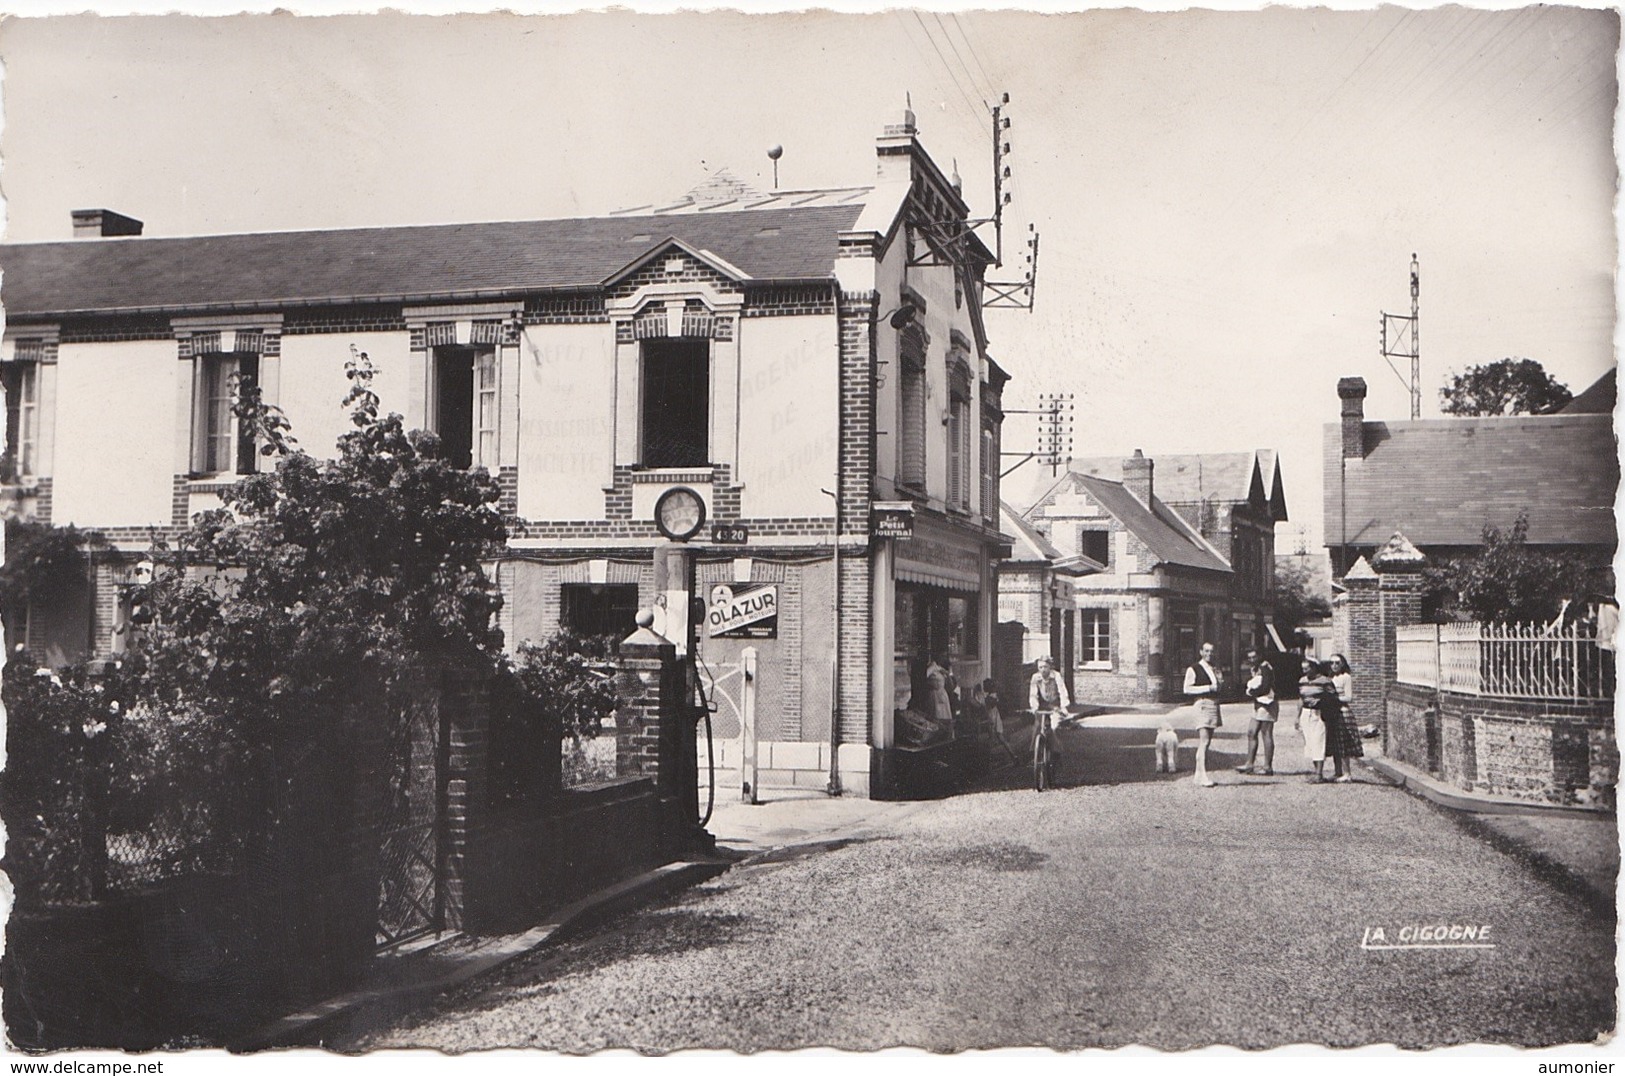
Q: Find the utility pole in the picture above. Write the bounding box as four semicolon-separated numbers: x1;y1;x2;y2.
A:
1380;253;1422;419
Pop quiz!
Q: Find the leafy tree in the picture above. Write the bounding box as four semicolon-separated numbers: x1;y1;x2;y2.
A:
0;519;107;632
1274;557;1332;631
1425;513;1599;623
123;350;508;847
1439;358;1573;416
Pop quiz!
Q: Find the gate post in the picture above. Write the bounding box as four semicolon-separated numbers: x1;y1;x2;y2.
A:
440;662;492;933
741;646;759;804
614;611;714;855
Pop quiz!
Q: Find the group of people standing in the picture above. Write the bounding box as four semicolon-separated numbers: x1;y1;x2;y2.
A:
1182;643;1363;787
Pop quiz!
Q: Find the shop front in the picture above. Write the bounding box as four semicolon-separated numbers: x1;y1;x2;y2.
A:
870;509;999;799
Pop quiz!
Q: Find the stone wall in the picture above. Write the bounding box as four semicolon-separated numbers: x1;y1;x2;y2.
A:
1385;681;1616;808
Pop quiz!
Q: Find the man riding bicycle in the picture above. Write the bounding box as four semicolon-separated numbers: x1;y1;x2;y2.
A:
1028;655;1071;790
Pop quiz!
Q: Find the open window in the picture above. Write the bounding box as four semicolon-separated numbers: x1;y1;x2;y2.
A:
2;360;39;480
640;337;709;468
1079;528;1111;567
431;346;498;470
192;352;259;475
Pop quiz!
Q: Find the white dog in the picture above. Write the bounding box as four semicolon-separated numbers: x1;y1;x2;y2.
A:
1154;722;1180;773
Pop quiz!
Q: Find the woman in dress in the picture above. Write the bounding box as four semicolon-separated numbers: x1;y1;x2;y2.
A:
1297;660;1332;782
1326;653;1363;782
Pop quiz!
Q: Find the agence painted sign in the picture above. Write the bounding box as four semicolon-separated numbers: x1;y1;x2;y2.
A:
707;584;779;639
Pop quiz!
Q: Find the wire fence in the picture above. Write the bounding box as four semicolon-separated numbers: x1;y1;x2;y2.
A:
1395;621;1614;702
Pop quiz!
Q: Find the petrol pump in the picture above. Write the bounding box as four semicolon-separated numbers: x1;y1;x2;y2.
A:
651;487;717;852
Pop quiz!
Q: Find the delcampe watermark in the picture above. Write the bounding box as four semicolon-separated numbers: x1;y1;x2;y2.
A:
1361;923;1497;950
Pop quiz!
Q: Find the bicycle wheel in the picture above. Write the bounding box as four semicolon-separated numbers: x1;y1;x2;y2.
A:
1033;717;1050;792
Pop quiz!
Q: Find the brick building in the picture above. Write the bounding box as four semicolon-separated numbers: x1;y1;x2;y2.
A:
1060;449;1285;671
1323;374;1619;734
1015;450;1248;704
1325;374;1617;576
993;502;1101;705
0;109;1011;800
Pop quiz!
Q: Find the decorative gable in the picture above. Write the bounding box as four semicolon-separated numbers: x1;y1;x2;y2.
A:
603;238;748;306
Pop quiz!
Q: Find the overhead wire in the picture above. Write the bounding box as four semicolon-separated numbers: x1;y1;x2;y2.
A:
910;10;988;128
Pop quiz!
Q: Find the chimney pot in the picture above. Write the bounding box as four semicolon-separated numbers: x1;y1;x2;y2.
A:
71;209;143;239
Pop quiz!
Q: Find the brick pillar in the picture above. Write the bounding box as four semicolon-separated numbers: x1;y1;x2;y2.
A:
835;290;877;790
440;663;492;933
614;616;700;856
1371;532;1427;748
1339;556;1381;732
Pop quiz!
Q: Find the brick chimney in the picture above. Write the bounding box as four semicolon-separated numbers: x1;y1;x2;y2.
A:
1338;377;1367;460
1123;449;1154;504
72;209;143;238
876;101;920;184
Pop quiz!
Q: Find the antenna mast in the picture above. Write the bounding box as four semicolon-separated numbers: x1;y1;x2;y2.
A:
1380;253;1422;418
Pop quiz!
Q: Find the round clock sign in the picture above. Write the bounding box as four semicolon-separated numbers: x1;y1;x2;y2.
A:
654;486;707;541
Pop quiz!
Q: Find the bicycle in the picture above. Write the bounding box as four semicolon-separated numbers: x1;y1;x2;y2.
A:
1030;708;1061;791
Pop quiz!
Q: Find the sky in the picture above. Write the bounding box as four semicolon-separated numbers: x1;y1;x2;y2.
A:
0;4;1616;555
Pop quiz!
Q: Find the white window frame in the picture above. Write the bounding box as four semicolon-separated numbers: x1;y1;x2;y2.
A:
1079;608;1112;670
428;344;500;470
4;360;39;478
192;352;257;476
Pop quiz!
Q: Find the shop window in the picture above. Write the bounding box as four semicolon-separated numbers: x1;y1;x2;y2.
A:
1079;608;1111;668
560;583;640;642
641;338;709;468
2;360;38;480
1079;528;1111;567
193;353;259;475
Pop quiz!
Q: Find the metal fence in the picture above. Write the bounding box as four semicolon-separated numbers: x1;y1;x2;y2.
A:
1395;621;1615;702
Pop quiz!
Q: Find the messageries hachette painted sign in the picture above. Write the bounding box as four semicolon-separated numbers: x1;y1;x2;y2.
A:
707;584;779;638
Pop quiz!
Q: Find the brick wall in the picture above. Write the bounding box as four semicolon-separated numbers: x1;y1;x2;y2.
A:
1385;682;1616;807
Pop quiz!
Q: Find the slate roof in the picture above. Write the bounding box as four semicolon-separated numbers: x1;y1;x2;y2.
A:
1069;474;1231;574
1321;412;1618;549
0;202;869;318
1559;368;1616;414
1064;452;1262;507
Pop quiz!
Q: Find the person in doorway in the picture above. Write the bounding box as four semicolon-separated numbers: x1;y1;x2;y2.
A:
1325;653;1363;782
1237;647;1278;775
1182;641;1224;787
924;656;956;730
1297;660;1333;782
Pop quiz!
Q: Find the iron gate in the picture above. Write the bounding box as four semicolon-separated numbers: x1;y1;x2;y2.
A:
376;686;448;948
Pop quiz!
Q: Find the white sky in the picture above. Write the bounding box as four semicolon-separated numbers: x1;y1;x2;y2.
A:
0;4;1616;552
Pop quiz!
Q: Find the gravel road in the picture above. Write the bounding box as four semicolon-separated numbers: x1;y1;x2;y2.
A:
351;711;1616;1052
